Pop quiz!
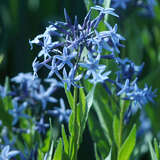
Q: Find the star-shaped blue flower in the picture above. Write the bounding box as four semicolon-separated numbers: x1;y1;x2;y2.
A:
47;98;72;123
9;100;30;125
54;47;77;70
62;68;83;90
0;145;19;160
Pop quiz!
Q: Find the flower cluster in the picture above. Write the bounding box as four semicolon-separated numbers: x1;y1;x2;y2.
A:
0;72;71;129
30;6;156;118
30;6;124;90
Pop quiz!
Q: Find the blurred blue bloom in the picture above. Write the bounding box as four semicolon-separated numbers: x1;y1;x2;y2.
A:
55;47;77;70
44;78;63;88
9;100;30;125
137;112;151;137
0;145;19;160
116;57;144;81
11;72;33;83
35;117;49;134
117;79;156;111
33;84;57;109
47;98;72;123
92;0;104;5
63;68;82;91
112;0;130;9
1;127;16;147
10;73;41;104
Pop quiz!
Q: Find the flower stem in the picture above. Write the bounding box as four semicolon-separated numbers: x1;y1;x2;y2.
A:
118;101;125;150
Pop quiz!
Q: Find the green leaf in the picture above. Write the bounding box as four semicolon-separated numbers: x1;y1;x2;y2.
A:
65;83;74;109
0;98;13;128
154;138;160;160
118;124;136;160
86;84;96;111
93;100;112;146
94;143;101;160
105;149;112;160
47;140;54;160
88;110;110;158
79;87;86;116
38;149;45;160
62;125;69;154
113;115;120;148
148;139;158;160
53;139;63;160
81;84;96;133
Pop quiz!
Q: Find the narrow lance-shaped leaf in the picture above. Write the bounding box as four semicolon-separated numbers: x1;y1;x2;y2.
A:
81;84;96;133
148;139;158;160
105;149;112;160
94;143;101;160
62;125;69;154
113;115;120;148
118;124;136;160
47;140;54;160
154;138;160;160
65;83;74;109
53;138;63;160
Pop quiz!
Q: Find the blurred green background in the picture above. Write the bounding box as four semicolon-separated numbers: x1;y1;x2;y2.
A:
0;0;86;82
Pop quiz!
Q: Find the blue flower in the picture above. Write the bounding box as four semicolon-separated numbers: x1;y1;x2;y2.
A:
137;112;151;137
0;145;19;160
44;57;62;79
9;100;30;125
89;69;111;84
103;23;125;53
116;57;144;81
35;117;49;134
11;72;33;84
91;5;119;17
62;68;83;91
33;84;57;109
55;47;77;70
0;85;7;98
117;79;156;110
44;78;63;88
29;25;62;60
47;98;71;123
112;0;130;9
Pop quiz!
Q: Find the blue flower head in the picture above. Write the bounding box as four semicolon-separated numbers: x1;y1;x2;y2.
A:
47;98;72;123
117;79;156;112
35;117;49;135
0;145;19;160
112;0;131;9
116;57;144;81
29;6;123;90
9;100;30;125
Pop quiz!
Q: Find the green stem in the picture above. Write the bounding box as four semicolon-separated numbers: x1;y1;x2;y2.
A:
73;87;78;160
118;101;125;150
104;0;111;22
